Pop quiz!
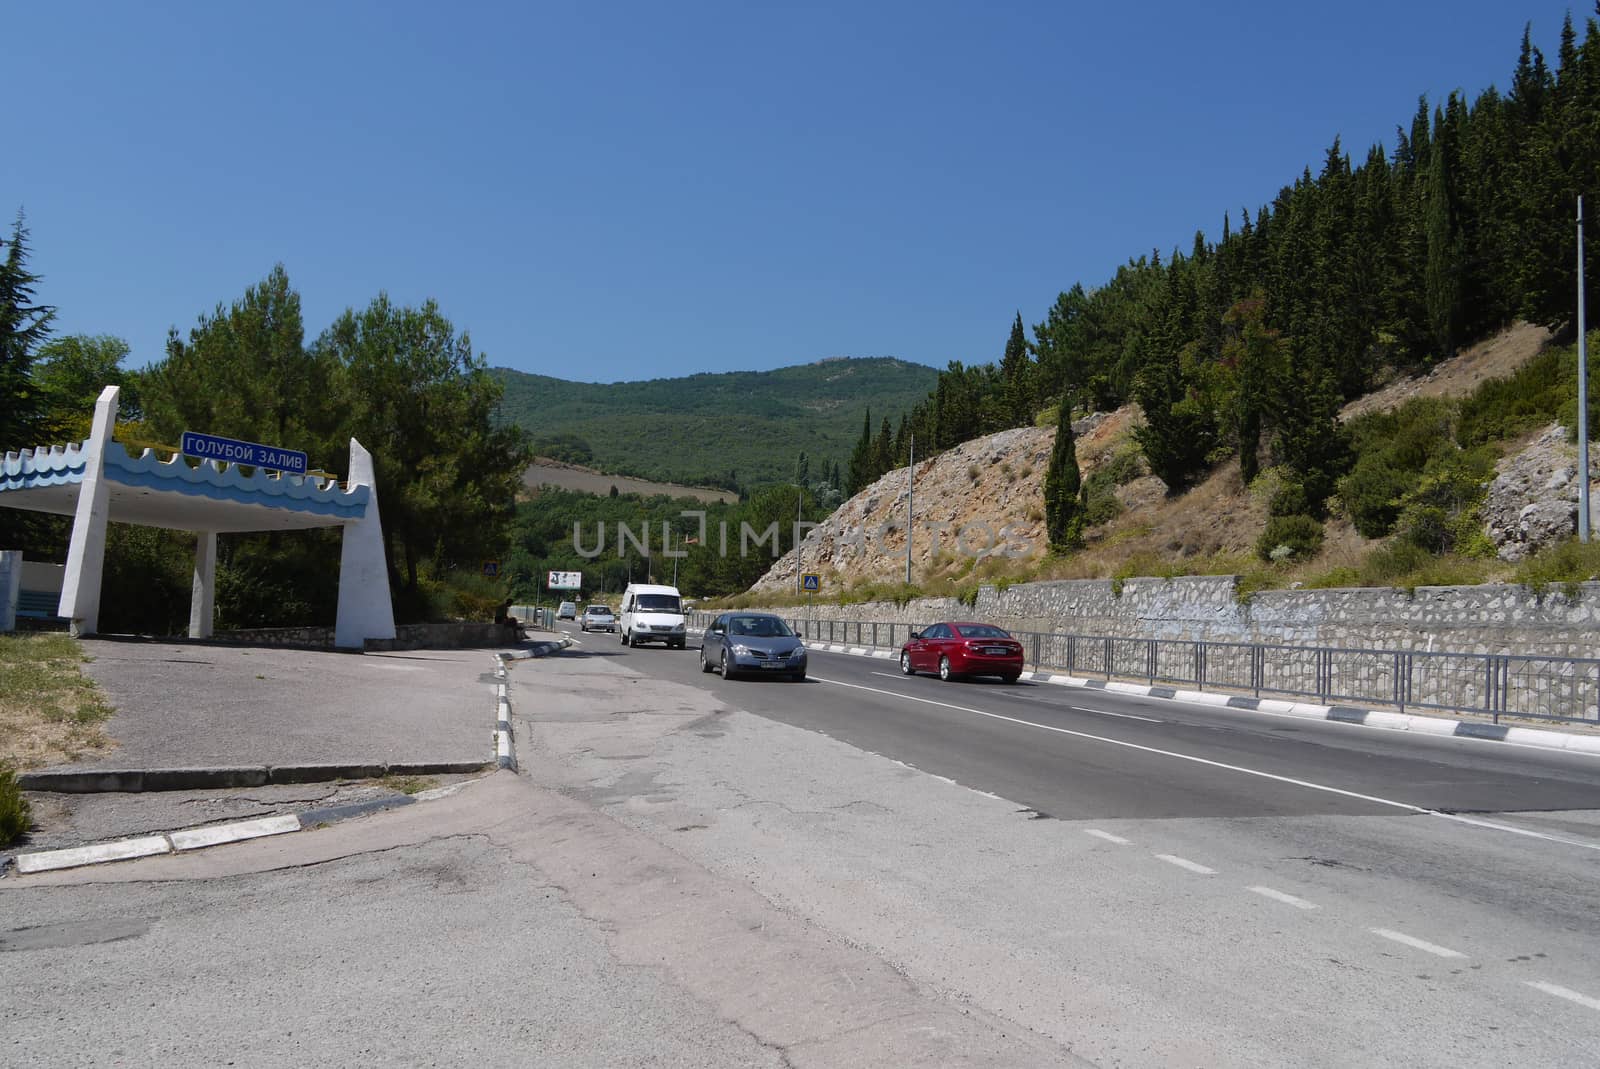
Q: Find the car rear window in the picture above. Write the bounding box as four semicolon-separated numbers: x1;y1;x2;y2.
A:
956;624;1010;638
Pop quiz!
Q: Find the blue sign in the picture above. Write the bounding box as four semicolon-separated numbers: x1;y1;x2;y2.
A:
181;431;308;475
801;573;821;591
482;560;501;578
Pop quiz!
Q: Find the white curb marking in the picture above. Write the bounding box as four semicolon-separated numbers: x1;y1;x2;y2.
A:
170;814;301;852
1248;885;1318;910
1525;981;1600;1012
1083;829;1132;845
1370;928;1467;958
15;835;172;874
1155;854;1216;875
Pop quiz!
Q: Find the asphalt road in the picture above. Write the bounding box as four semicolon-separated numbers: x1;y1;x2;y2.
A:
562;624;1600;822
548;622;1600;1065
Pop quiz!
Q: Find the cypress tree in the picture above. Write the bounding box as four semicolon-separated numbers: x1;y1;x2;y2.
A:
1043;392;1084;552
845;408;873;495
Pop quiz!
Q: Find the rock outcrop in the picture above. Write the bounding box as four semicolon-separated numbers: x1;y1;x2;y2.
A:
1483;424;1600;562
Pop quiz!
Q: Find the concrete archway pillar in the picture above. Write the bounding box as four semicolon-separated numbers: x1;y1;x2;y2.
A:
58;386;119;637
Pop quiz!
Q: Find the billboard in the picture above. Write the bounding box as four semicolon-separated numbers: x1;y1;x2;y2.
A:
547;570;582;590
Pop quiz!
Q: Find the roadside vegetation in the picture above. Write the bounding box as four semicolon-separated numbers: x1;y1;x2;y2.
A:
0;634;113;777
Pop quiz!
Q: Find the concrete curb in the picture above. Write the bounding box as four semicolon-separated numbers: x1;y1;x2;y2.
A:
684;630;1600;757
4;786;461;877
17;761;489;794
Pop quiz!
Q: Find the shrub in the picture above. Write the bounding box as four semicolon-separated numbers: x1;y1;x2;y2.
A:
1256;515;1324;562
1338;398;1461;538
1514;539;1600;598
1268;482;1310;518
1457;338;1597;447
0;763;30;848
1392;447;1497;556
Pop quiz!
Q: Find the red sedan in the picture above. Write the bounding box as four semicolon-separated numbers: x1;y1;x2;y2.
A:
900;621;1025;683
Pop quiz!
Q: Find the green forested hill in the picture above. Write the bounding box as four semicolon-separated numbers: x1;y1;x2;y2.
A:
490;357;938;489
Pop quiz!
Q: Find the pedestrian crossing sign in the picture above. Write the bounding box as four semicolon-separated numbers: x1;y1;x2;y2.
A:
801;573;821;591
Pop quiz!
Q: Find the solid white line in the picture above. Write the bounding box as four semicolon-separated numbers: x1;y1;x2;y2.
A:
1155;853;1216;874
1525;981;1600;1012
1370;928;1467;958
1083;829;1132;845
814;674;1600;853
1067;705;1163;723
1248;885;1318;910
170;814;301;852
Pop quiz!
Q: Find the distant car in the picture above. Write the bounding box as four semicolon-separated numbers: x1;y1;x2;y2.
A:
700;612;807;681
900;621;1024;683
557;601;577;620
581;604;616;632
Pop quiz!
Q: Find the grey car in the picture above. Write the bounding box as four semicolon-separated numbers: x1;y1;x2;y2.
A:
699;612;807;681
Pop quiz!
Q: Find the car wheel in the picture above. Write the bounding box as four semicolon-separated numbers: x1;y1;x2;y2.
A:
719;650;734;680
899;651;915;676
699;646;714;673
790;671;806;682
1001;673;1020;684
671;640;685;650
627;631;638;648
939;656;955;682
620;630;627;646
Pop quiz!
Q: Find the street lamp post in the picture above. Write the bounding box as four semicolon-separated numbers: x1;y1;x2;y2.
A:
1580;196;1591;543
905;434;915;585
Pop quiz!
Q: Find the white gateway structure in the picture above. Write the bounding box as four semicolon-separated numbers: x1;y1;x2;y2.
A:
0;386;395;649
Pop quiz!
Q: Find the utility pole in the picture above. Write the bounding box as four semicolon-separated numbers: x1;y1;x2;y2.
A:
1580;196;1591;543
905;434;915;585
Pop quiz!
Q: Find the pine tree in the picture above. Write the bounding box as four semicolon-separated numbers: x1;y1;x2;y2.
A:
795;451;809;486
0;213;55;449
845;408;873;495
1042;392;1084;552
872;417;894;480
998;312;1033;427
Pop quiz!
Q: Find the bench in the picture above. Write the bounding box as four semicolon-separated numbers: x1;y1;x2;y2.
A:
15;589;65;623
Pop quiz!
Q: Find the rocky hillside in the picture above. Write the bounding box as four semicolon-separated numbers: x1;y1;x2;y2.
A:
751;322;1593;595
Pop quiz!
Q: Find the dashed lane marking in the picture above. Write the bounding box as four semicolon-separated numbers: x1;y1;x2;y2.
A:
1370;928;1467;959
1155;854;1217;875
1083;829;1132;845
1525;981;1600;1012
1248;885;1318;910
811;674;1600;854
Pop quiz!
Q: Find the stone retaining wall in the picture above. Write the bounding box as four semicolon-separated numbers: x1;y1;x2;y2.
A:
745;578;1600;719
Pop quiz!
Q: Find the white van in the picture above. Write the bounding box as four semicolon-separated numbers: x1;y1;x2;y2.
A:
619;583;686;648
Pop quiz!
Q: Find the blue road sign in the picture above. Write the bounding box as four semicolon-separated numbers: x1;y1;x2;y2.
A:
483;560;501;578
801;573;821;591
181;431;308;475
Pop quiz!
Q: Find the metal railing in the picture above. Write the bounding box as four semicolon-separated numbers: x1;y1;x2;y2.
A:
685;612;1600;724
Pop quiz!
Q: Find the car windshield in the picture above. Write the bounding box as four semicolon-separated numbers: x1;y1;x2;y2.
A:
728;616;794;638
634;594;680;612
956;624;1010;638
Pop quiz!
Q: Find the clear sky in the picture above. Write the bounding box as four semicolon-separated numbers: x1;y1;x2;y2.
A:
5;1;1581;383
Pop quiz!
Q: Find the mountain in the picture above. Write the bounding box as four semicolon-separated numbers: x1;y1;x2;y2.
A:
490;357;940;489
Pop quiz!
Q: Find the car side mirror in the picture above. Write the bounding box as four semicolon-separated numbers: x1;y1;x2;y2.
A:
909;630;921;640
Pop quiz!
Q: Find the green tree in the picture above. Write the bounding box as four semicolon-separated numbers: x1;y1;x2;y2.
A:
1043;393;1084;551
845;407;873;495
33;334;139;438
142;264;337;464
0;212;54;449
313;294;532;609
998;311;1034;427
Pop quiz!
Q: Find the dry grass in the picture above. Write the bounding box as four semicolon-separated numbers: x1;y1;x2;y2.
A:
0;634;115;770
520;460;737;504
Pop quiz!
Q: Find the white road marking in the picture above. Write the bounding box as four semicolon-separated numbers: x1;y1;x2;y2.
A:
1525;981;1600;1012
1083;829;1132;845
1155;853;1216;874
1067;705;1163;723
1370;928;1467;958
812;674;1600;854
1248;885;1318;910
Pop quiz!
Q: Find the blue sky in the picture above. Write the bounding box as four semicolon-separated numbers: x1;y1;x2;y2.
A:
5;1;1581;383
